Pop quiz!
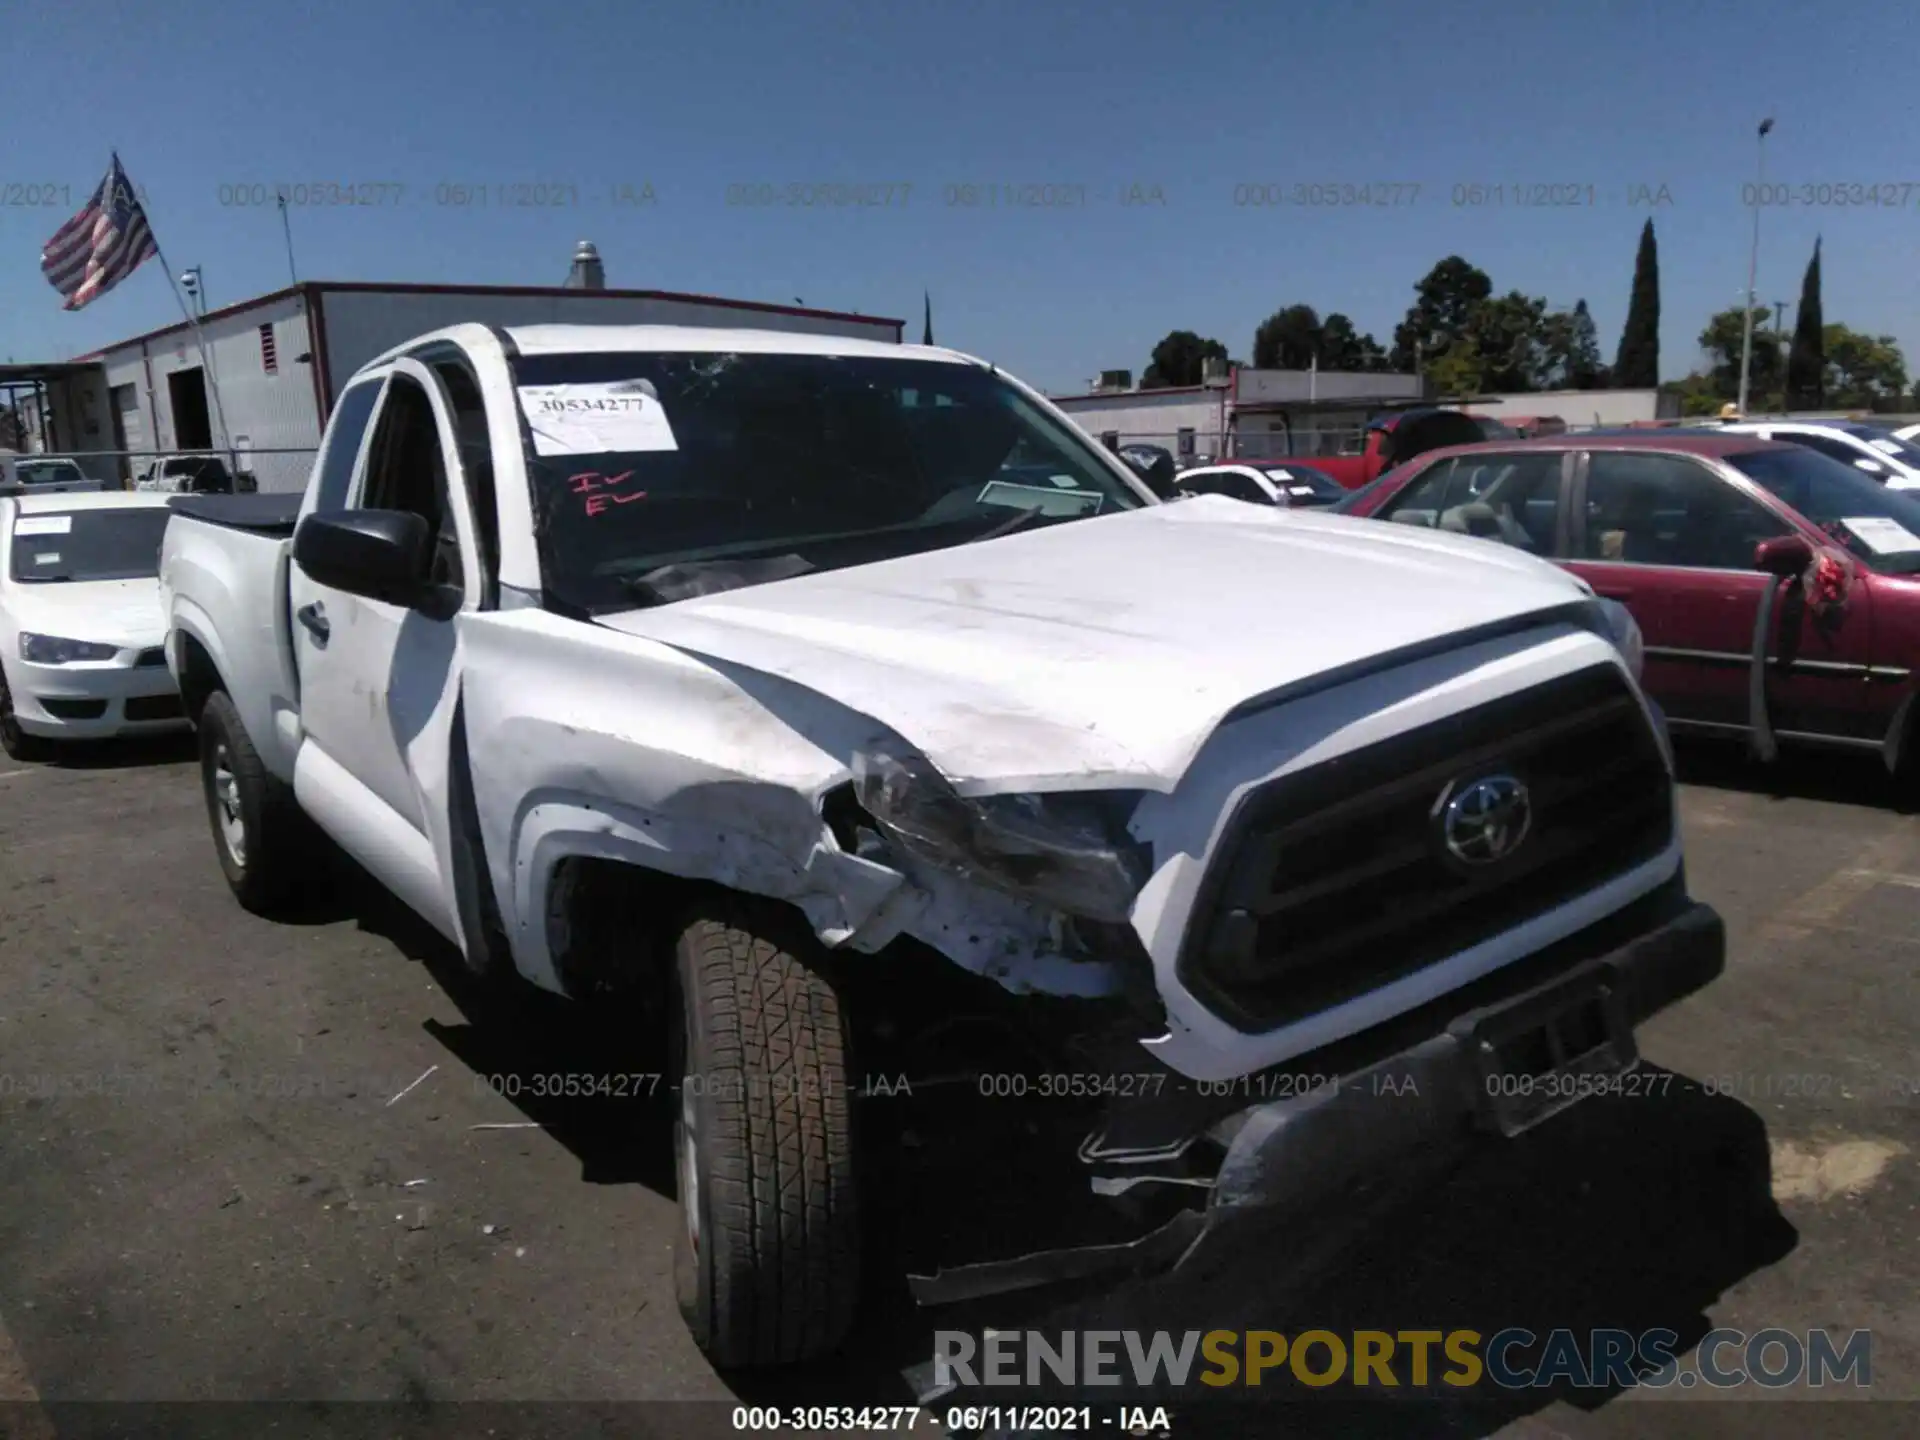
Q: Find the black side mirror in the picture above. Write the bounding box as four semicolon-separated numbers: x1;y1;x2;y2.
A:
294;509;432;606
1753;533;1813;577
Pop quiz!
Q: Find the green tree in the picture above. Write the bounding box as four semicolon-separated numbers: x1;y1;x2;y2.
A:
1823;323;1908;407
1661;372;1727;416
1392;257;1493;372
1426;336;1486;397
1252;305;1322;368
1699;306;1783;406
1317;312;1389;371
1614;219;1660;387
1536;302;1607;389
1142;330;1229;388
1466;291;1549;392
1786;240;1825;409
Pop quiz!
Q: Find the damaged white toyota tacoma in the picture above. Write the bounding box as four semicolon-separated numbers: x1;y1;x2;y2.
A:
159;323;1723;1369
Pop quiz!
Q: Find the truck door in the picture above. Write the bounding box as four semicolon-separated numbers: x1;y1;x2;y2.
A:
287;359;484;940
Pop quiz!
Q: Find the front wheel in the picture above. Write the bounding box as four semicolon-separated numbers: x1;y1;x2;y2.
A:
198;690;307;914
669;902;862;1368
0;668;52;762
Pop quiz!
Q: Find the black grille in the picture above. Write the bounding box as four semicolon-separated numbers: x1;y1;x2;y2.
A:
1178;664;1674;1032
41;698;108;720
125;693;184;722
134;647;167;668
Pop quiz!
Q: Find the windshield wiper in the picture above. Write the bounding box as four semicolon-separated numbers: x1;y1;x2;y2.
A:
972;504;1054;543
618;552;816;605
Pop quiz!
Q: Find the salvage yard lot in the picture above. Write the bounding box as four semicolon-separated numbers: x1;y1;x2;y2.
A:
0;737;1917;1437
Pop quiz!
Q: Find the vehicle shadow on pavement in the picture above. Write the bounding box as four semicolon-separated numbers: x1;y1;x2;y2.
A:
1673;737;1916;814
1003;1079;1790;1436
285;857;1797;1438
743;1077;1796;1439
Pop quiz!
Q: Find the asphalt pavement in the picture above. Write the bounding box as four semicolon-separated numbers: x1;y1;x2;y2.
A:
0;734;1915;1438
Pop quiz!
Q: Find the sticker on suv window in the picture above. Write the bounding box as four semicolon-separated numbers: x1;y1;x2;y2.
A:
1841;516;1920;554
516;381;679;457
13;515;72;536
975;480;1102;516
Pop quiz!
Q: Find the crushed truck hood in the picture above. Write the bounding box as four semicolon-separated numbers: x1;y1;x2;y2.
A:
592;498;1592;791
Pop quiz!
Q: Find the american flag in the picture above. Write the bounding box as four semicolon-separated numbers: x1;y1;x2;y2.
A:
41;154;159;311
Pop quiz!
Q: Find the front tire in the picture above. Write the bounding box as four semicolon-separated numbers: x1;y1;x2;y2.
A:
669;902;862;1368
0;668;52;762
198;690;306;914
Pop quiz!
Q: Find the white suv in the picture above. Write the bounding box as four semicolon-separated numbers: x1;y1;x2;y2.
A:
1717;420;1920;488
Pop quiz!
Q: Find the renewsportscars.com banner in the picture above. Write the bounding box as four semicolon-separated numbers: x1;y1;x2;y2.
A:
933;1326;1873;1392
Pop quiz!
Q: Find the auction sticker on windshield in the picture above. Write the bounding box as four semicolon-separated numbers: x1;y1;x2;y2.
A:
976;480;1102;516
516;381;679;457
13;515;72;536
1842;516;1920;553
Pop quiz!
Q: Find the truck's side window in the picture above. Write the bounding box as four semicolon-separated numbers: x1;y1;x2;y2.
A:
311;381;383;513
429;359;499;601
360;375;465;603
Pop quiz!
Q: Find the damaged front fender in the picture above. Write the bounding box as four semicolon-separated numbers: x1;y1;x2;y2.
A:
454;609;1131;1000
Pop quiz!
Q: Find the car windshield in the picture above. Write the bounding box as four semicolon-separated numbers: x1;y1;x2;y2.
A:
1260;465;1346;503
1844;425;1920;468
509;350;1149;611
7;507;172;583
16;461;85;484
1327;470;1393;513
1727;446;1920;576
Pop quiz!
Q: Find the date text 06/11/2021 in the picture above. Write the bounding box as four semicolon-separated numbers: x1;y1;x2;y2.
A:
729;1404;1174;1435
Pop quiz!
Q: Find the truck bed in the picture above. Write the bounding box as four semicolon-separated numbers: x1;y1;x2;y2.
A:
168;492;303;536
161;501;303;782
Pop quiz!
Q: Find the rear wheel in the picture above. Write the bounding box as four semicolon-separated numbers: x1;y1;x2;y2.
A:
669;901;862;1368
0;668;52;763
198;690;307;914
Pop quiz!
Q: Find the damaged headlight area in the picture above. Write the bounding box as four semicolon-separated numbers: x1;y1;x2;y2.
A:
844;744;1150;923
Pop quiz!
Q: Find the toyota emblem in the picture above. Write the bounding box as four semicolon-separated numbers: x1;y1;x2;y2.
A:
1440;774;1532;865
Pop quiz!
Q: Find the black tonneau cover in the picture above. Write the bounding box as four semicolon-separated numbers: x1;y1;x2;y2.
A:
169;491;302;536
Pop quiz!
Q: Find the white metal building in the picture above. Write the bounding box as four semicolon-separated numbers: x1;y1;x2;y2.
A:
1050;367;1424;463
1459;387;1674;429
27;278;903;492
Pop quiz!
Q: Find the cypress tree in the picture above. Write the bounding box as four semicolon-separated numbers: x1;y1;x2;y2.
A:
1786;239;1824;409
1613;220;1660;387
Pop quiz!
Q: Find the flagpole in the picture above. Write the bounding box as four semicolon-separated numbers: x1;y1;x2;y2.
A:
278;191;299;285
117;151;236;470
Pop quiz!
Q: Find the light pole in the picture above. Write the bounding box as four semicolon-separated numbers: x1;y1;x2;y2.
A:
179;266;205;317
1736;117;1774;418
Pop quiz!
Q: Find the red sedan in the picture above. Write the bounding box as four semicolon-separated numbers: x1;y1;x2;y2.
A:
1335;432;1920;778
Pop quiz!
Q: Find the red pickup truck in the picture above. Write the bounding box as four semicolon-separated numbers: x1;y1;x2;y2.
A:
1288;407;1492;490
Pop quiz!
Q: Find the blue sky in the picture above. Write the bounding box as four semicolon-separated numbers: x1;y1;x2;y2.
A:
4;0;1916;394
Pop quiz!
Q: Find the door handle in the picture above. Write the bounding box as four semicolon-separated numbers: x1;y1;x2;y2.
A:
296;601;330;644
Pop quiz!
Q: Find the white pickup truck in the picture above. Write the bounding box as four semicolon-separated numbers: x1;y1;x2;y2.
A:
160;323;1723;1368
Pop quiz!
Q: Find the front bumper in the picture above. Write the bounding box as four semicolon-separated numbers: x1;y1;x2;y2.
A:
908;885;1723;1307
7;654;186;738
1207;894;1722;1214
